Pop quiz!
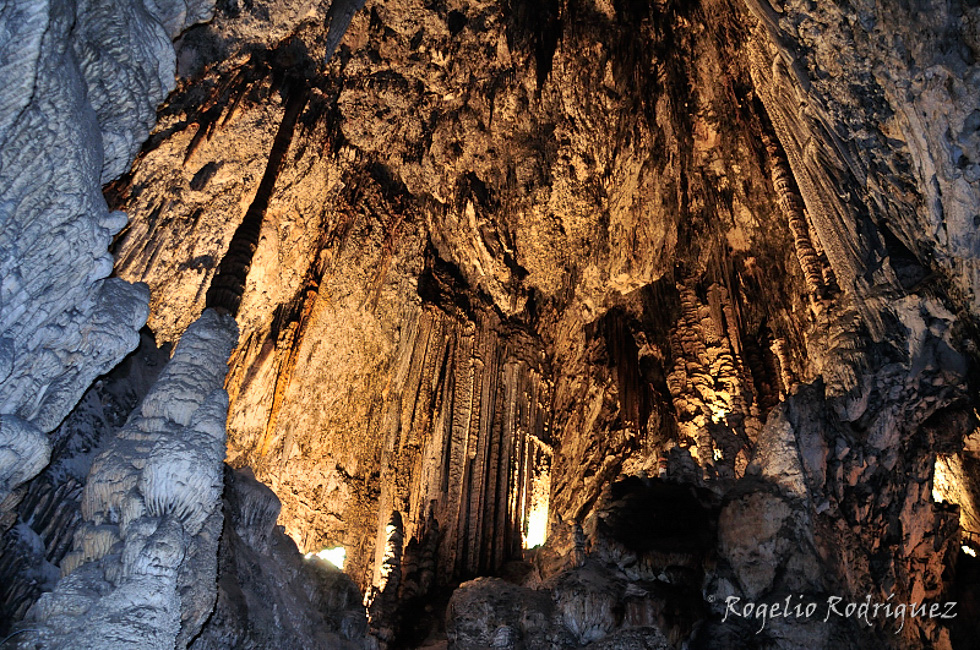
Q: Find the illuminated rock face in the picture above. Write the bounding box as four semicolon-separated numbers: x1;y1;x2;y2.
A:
99;0;980;644
4;0;980;646
109;0;805;595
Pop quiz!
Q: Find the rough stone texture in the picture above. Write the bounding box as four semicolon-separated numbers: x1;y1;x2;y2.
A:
0;0;217;559
0;417;52;503
109;0;809;594
0;329;168;628
18;309;237;650
189;466;367;650
445;485;706;649
748;0;980;317
582;628;671;650
717;489;818;600
446;577;557;649
4;0;980;645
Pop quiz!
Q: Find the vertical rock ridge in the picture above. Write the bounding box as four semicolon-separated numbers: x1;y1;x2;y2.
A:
206;77;310;315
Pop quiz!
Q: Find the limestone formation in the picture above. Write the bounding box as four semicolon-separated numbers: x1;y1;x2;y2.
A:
3;0;980;647
0;0;217;570
18;309;237;650
189;466;367;650
0;329;168;624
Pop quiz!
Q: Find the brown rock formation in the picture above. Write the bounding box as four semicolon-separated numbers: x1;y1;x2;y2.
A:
4;0;980;647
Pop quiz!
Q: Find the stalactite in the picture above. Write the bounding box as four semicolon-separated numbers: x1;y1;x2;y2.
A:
205;80;309;315
480;359;506;573
764;133;826;298
511;404;530;552
441;321;475;577
747;40;894;341
770;337;795;397
182;106;223;166
463;330;494;575
369;300;552;615
665;278;758;480
407;314;443;448
572;522;587;567
366;510;405;647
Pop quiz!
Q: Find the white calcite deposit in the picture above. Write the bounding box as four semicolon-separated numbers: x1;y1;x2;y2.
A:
0;0;215;496
21;309;238;650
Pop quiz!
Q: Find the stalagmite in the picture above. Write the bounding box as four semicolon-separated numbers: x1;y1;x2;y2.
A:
20;310;238;650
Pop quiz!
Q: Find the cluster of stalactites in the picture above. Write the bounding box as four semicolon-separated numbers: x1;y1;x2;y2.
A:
364;510;404;644
665;280;761;481
764;132;839;305
371;305;552;605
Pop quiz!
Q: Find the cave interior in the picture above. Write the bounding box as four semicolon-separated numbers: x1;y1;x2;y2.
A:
3;0;980;647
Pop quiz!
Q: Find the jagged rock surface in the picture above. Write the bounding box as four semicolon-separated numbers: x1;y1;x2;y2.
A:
0;329;168;628
109;0;809;591
189;466;367;650
0;0;217;564
445;482;707;649
17;309;237;650
25;0;980;646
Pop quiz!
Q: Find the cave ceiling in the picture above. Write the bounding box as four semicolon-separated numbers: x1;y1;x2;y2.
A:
103;0;815;584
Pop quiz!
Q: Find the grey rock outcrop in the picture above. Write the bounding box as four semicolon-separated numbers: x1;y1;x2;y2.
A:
0;329;168;626
18;309;237;650
447;577;556;650
0;416;52;504
0;0;216;510
189;466;367;650
447;557;694;649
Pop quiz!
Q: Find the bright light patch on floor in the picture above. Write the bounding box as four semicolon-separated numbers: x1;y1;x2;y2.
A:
306;546;346;569
963;545;977;558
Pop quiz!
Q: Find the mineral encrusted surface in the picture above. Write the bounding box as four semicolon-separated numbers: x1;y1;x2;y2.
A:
19;309;237;650
0;0;218;537
4;0;980;647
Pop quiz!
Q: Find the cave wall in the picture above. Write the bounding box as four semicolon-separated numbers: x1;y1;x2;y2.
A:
0;0;216;511
105;0;980;642
107;0;819;592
